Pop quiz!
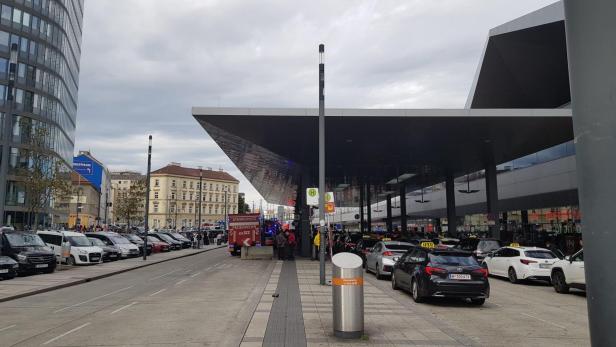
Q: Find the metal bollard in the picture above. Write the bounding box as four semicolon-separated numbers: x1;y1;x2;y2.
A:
332;252;364;339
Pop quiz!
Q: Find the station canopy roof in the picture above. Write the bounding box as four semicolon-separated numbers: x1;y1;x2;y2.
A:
194;107;573;207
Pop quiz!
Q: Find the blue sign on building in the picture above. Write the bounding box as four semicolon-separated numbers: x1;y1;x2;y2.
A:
73;155;103;192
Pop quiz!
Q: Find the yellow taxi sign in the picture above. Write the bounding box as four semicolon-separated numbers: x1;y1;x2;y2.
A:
509;242;520;248
420;241;435;249
382;238;392;241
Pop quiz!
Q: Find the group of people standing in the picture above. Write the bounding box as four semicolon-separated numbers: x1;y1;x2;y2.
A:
189;232;204;248
275;230;296;260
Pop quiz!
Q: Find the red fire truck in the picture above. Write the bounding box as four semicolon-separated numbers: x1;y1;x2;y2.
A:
228;213;261;256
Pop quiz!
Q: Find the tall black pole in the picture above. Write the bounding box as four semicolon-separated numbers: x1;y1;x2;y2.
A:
198;168;203;238
318;44;326;285
564;1;616;344
143;135;152;260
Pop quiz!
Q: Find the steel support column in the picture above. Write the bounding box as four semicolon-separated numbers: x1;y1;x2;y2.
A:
386;194;392;233
399;185;407;235
445;173;457;238
485;161;499;240
366;184;372;233
565;2;616;344
359;181;365;234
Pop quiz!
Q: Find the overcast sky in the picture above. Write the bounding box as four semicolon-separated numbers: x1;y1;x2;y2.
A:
75;0;558;206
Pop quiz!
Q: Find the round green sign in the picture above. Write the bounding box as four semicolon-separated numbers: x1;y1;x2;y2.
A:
308;188;317;197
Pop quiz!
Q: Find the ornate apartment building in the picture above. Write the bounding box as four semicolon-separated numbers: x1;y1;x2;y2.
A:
148;163;239;230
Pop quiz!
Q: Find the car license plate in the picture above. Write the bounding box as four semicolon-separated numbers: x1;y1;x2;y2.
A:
110;254;117;257
540;263;552;269
449;274;471;280
35;264;48;268
0;269;8;273
91;258;100;261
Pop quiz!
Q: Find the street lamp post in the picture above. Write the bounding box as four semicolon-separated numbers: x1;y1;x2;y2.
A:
198;168;203;243
318;43;326;285
143;135;152;260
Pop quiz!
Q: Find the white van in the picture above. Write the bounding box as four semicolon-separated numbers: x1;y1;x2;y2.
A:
37;230;103;265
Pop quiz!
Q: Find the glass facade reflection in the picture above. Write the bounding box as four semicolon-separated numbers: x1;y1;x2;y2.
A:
0;0;83;225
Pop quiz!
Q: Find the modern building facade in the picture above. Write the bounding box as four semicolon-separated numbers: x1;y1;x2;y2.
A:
54;171;98;229
148;163;239;230
0;0;84;227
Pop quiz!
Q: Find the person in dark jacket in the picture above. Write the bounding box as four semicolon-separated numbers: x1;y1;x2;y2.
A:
276;232;287;260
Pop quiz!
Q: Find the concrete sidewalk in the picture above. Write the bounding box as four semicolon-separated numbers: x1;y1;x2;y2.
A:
0;245;224;302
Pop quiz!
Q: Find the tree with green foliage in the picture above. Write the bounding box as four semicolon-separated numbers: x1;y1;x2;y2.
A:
114;179;146;228
17;118;72;231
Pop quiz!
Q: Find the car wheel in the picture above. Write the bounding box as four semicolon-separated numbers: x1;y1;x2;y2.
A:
376;265;384;280
391;273;399;290
552;270;570;294
68;256;76;266
508;267;519;284
411;278;424;303
470;298;485;306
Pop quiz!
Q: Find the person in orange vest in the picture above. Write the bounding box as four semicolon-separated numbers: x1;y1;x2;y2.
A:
313;231;320;261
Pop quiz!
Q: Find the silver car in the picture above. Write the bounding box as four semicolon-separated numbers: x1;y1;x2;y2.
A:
365;241;415;279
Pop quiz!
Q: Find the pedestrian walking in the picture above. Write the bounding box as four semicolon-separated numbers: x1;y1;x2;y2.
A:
276;231;287;260
197;233;203;249
286;231;296;260
313;231;320;261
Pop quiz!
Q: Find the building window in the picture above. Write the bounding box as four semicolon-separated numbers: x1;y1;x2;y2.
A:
154;192;159;199
215;206;218;214
171;192;175;200
172;180;176;187
209;183;212;190
183;181;186;188
208;205;212;214
182;203;186;212
209;193;212;202
189;192;193;201
154;179;159;187
154;206;159;213
182;192;186;200
188;204;192;213
190;181;193;189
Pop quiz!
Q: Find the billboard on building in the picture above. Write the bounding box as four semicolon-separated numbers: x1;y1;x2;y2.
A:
73;155;103;192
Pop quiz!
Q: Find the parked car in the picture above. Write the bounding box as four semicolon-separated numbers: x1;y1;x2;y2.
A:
0;230;56;274
38;230;103;265
0;255;18;280
551;249;585;293
437;238;460;249
149;233;182;250
482;246;558;284
123;234;153;256
85;232;140;258
158;231;192;248
365;241;415;279
88;237;121;262
392;247;489;305
457;238;502;260
145;236;170;253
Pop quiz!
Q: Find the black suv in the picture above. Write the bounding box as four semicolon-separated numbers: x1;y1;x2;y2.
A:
391;247;489;305
0;230;56;274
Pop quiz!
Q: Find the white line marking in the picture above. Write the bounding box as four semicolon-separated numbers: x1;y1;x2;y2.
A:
204;266;212;271
54;286;134;313
176;279;187;286
42;322;91;345
0;324;16;332
149;268;180;280
521;313;567;330
110;302;137;315
149;288;167;297
190;272;201;278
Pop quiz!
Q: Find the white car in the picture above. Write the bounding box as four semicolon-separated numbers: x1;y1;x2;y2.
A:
551;249;585;293
481;246;558;284
365;241;414;279
38;230;104;265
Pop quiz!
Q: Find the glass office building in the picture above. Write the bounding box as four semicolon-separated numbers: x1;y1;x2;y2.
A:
0;0;84;226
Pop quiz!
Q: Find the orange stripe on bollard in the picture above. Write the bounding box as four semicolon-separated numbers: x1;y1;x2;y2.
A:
332;277;364;286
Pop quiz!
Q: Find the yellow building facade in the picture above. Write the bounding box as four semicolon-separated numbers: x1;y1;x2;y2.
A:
148;163;240;230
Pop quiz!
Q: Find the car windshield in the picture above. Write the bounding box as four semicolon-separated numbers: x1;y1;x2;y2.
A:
88;238;106;247
477;240;500;252
384;244;413;251
147;236;160;243
171;233;188;241
5;233;47;247
110;236;131;244
525;250;556;259
429;254;479;266
125;235;142;242
67;235;93;247
157;234;175;243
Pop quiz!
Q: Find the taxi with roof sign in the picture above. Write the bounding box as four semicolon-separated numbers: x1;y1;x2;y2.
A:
391;246;489;305
481;245;558;284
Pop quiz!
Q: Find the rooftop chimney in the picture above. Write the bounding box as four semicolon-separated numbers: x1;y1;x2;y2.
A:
170;162;181;167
